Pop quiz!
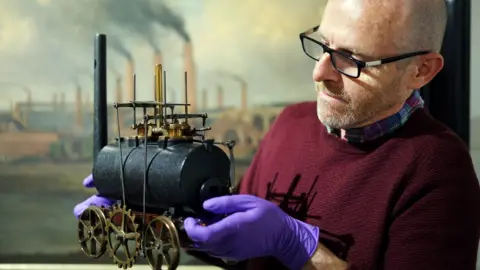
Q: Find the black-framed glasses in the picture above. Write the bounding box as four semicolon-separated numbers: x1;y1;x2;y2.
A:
299;25;430;78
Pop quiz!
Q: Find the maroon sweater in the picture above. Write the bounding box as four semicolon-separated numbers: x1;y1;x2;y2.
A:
237;102;480;270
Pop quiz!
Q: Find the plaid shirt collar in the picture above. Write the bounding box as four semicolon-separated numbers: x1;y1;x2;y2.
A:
326;90;424;143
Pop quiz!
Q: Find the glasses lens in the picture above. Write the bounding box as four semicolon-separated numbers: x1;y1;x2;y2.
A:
302;38;325;60
331;52;359;77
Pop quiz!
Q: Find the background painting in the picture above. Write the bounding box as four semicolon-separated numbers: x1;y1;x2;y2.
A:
0;0;326;266
0;0;479;268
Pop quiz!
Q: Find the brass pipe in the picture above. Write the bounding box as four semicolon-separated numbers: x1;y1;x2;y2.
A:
155;64;163;128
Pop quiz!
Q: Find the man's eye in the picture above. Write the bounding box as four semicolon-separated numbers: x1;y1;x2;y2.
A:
337;50;353;57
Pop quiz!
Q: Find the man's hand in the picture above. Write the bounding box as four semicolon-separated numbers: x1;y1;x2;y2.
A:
183;194;320;270
73;174;116;219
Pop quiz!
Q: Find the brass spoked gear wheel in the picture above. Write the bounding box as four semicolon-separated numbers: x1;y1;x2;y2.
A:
106;204;141;269
144;216;181;270
77;206;108;258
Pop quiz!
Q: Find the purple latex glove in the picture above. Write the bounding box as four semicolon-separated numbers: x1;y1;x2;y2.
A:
184;194;319;270
73;174;116;219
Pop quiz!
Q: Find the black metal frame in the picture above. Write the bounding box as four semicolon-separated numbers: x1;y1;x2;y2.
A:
299;25;430;78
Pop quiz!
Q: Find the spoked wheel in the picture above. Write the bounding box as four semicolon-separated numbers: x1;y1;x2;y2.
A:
77;206;108;258
144;216;181;270
106;204;141;269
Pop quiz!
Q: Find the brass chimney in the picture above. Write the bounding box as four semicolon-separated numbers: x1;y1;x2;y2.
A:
184;42;197;113
217;85;224;110
154;64;164;129
125;60;135;102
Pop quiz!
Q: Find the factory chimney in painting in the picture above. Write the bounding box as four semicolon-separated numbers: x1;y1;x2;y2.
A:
125;60;135;102
183;42;197;113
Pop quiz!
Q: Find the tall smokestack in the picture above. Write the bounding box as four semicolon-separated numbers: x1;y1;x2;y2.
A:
12;102;20;120
240;81;247;111
202;89;207;110
84;92;91;113
10;100;16;119
184;42;197;113
217;85;224;110
115;76;123;131
94;33;108;163
25;90;32;127
75;84;83;128
125;60;135;102
52;93;58;112
60;92;66;112
116;76;123;102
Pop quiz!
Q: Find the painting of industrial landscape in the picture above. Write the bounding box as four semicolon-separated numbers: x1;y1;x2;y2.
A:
0;0;326;266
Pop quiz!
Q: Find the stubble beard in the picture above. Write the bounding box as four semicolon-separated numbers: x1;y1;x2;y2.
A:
316;84;375;129
317;97;357;129
315;83;361;129
315;79;404;129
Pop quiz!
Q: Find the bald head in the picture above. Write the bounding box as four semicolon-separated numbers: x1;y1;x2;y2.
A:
402;0;448;53
324;0;448;53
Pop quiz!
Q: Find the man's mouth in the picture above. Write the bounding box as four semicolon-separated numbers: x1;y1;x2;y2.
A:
320;89;346;102
315;82;348;102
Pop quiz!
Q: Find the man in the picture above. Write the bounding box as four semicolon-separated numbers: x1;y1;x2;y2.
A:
74;0;480;269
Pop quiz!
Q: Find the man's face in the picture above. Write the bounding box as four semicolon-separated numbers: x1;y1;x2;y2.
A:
313;1;411;129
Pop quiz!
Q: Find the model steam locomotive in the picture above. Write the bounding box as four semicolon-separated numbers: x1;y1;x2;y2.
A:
76;34;236;270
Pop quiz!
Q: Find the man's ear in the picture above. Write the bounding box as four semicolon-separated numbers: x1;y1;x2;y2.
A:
407;53;444;89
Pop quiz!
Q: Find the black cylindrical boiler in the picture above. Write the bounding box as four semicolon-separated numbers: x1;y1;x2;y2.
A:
93;138;232;216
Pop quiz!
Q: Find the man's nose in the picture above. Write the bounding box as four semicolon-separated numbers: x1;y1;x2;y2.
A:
312;53;340;82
